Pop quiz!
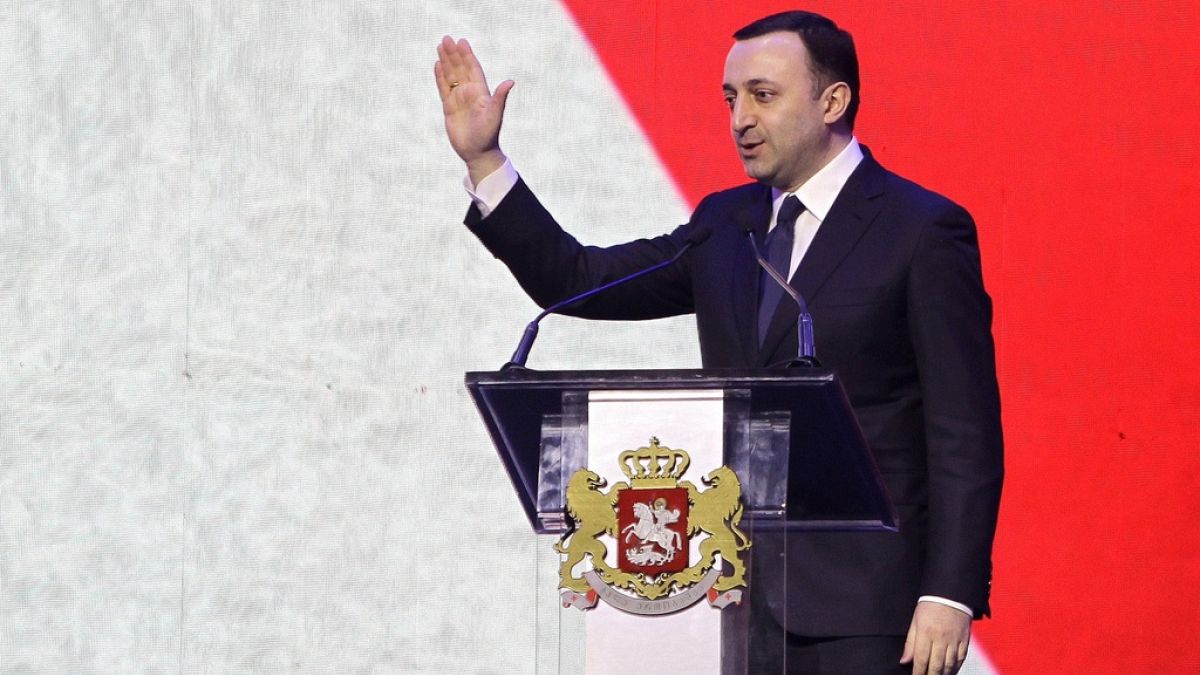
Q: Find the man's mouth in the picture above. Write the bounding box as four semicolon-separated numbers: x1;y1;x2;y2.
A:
739;140;763;157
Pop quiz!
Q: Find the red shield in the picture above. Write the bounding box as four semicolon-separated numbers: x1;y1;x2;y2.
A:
616;487;689;575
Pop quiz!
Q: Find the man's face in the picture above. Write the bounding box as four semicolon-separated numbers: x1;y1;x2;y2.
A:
723;32;835;192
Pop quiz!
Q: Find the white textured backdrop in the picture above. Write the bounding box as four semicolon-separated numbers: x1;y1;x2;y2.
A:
0;1;695;672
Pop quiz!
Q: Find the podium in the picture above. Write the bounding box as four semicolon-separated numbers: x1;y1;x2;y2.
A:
466;368;897;674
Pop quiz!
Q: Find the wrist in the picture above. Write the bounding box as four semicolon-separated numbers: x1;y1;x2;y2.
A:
917;596;973;617
466;149;508;188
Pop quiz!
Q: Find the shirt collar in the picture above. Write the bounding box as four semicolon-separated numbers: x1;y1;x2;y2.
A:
771;137;864;222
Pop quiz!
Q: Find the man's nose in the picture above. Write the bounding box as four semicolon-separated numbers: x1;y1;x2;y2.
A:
731;100;755;134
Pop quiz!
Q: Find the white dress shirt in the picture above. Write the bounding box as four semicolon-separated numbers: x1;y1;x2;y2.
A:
768;138;863;281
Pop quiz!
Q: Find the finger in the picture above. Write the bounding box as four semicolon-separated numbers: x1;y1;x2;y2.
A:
438;34;455;71
444;37;477;87
433;60;450;100
899;620;917;664
945;642;964;675
436;38;458;92
458;38;490;90
912;633;932;675
440;35;471;85
926;640;946;675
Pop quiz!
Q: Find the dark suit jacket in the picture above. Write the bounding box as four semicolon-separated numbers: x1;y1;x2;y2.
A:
465;149;1003;636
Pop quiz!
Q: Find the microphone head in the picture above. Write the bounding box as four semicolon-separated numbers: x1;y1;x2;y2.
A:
686;223;713;246
735;208;757;236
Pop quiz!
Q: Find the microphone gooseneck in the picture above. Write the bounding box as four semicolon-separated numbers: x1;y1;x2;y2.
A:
742;225;818;366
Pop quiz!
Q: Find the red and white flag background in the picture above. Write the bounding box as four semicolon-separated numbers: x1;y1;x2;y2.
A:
1;1;1196;673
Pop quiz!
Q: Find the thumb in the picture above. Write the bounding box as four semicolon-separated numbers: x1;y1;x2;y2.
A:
493;79;515;110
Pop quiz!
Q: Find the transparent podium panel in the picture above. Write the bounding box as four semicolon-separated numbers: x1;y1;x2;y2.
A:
536;392;588;534
532;388;793;674
536;533;585;675
721;390;792;673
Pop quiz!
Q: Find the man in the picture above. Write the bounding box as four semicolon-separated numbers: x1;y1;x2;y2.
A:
435;10;1002;675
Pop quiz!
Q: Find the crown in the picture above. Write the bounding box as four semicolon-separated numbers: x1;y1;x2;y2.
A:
618;437;691;487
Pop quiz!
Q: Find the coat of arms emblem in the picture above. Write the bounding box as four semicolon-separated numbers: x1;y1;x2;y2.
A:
557;438;751;615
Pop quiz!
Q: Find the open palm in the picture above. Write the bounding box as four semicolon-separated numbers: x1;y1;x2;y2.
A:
434;36;514;177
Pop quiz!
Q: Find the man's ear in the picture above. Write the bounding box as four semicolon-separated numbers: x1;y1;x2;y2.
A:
822;82;851;125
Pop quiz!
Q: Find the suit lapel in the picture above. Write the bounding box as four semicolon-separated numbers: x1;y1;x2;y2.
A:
730;185;774;367
758;153;888;365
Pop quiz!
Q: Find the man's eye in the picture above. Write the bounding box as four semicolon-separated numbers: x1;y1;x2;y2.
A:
723;95;735;108
754;90;773;102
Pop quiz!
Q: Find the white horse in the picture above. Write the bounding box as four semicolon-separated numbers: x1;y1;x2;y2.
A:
621;501;682;562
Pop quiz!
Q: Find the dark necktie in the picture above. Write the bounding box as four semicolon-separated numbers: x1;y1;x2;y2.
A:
758;195;804;346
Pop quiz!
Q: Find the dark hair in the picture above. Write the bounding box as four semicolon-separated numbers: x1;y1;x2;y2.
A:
733;11;860;130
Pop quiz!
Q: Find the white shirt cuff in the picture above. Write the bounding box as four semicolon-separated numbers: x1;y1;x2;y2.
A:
918;595;973;617
464;158;519;218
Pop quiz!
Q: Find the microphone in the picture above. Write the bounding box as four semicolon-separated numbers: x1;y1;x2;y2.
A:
503;225;713;370
741;218;819;367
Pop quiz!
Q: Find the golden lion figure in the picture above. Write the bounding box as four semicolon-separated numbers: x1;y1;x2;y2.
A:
667;466;751;592
555;470;626;593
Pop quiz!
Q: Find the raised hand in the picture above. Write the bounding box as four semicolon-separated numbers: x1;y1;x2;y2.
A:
434;36;515;185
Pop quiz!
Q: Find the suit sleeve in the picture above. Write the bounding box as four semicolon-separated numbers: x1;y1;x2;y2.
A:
464;178;697;320
906;203;1004;618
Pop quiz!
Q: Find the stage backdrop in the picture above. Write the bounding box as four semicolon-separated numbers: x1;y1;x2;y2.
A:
1;1;1196;674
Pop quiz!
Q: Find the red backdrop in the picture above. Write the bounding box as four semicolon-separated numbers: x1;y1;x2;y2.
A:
559;2;1200;672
